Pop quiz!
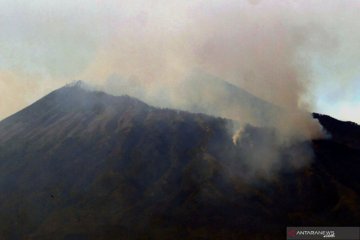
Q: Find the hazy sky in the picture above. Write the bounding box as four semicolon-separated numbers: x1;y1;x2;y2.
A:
0;0;360;123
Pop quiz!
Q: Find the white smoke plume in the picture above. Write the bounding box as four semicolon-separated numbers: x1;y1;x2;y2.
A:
1;0;359;177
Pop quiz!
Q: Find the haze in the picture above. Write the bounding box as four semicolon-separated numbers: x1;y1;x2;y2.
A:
1;0;360;124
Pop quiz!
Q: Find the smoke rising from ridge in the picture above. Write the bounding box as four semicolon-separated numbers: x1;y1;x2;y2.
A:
1;0;359;122
1;0;359;177
80;0;328;140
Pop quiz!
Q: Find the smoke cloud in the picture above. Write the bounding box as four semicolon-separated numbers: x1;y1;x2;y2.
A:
80;0;328;140
1;0;360;177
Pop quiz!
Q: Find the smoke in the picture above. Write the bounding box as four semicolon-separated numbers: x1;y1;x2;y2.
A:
228;124;316;180
1;0;359;177
1;1;358;121
80;0;327;140
232;128;243;145
80;0;331;178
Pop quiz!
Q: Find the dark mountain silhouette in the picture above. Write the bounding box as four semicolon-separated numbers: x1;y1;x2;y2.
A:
0;82;358;239
313;113;360;149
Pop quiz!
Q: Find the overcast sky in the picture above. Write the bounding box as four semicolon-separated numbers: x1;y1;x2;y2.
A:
0;0;360;123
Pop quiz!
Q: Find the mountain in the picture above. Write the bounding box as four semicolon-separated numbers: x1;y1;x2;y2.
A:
0;82;359;239
313;113;360;149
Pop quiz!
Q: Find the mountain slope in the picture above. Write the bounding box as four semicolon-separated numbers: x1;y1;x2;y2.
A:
0;83;358;239
0;82;231;239
313;113;360;149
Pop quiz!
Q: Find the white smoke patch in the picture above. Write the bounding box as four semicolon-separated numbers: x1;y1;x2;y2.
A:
232;129;243;145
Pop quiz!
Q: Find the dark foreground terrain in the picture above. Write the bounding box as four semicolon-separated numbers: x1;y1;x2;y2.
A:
0;83;359;239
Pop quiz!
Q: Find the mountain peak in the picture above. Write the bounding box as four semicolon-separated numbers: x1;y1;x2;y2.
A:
0;80;152;135
65;80;94;91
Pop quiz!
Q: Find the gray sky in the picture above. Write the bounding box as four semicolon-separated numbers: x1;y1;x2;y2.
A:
1;0;360;123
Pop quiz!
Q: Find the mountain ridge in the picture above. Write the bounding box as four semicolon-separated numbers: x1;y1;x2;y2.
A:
0;84;358;239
